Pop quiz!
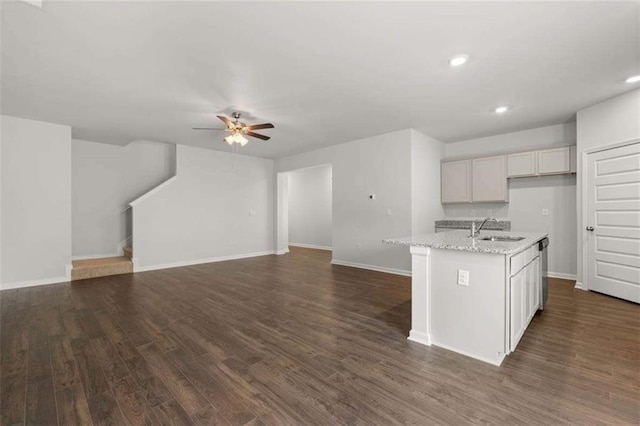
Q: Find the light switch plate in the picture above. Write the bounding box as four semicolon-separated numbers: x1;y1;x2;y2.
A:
457;269;470;286
541;208;549;216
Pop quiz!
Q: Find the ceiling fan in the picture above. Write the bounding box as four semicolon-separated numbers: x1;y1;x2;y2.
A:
193;112;274;146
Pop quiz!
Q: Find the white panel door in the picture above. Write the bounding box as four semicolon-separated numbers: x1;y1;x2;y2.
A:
586;142;640;303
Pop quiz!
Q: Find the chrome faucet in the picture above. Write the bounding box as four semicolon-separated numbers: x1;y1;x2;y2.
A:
471;217;498;238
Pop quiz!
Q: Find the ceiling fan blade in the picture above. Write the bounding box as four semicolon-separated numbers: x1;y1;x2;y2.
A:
244;123;274;131
192;127;226;130
216;115;235;129
246;131;270;141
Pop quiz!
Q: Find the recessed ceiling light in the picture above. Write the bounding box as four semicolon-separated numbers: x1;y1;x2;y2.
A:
495;105;511;114
625;75;640;83
449;55;469;67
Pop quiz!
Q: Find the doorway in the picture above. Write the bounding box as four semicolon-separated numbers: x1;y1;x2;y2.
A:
585;141;640;303
276;164;333;255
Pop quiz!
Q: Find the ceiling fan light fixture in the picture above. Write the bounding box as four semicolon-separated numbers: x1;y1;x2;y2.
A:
234;133;248;145
194;112;273;146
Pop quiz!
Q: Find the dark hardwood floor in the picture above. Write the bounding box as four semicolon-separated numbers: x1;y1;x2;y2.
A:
1;246;639;425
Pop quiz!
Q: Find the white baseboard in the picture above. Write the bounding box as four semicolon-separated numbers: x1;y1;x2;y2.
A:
330;259;411;277
1;276;69;291
548;271;577;281
134;250;276;273
408;330;431;346
288;243;332;251
275;248;290;255
574;281;586;290
72;253;121;261
431;340;506;366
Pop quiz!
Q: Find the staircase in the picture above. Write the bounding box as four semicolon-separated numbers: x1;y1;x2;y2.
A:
71;246;133;281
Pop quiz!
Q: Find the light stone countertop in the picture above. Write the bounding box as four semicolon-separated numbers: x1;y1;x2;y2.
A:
383;230;548;255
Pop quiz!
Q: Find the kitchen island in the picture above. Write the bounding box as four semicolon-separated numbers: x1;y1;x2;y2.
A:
384;230;548;365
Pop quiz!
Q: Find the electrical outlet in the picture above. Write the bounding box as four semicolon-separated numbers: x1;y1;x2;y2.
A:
385;208;392;216
249;210;257;216
457;269;470;286
541;208;549;216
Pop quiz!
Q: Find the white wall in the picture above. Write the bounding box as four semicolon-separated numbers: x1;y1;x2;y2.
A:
445;123;576;158
576;89;640;286
1;115;72;288
277;129;414;274
577;89;640;152
132;144;274;270
411;130;446;235
287;165;332;249
72;139;175;257
443;123;578;278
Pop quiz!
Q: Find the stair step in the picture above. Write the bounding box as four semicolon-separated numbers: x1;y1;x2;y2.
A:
71;256;133;281
123;246;133;259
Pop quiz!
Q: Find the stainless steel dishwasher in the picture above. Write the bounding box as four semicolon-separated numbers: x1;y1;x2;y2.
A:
539;237;549;310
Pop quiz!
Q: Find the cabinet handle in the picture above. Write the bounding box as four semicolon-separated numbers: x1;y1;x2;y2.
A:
586;226;594;232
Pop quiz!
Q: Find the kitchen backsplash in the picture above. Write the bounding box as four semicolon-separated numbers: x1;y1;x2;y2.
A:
435;219;511;231
442;202;510;219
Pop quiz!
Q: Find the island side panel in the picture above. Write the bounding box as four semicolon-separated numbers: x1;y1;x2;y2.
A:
429;248;507;365
408;245;431;345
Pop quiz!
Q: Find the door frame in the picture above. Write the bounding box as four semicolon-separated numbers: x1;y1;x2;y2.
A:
580;138;640;291
276;163;333;256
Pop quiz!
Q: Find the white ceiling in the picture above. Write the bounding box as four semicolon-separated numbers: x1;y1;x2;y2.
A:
2;1;639;159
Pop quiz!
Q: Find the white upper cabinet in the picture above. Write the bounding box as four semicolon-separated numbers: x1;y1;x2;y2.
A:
441;145;575;204
507;145;576;178
507;151;537;178
537;146;570;175
441;159;471;204
441;156;507;203
472;155;508;202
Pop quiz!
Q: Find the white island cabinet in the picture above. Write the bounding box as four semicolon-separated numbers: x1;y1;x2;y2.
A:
384;230;547;366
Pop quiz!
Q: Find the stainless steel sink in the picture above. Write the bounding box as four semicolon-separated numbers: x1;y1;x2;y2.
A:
479;235;525;242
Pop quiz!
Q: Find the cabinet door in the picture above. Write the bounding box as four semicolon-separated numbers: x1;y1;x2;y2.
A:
538;147;570;175
508;151;537;178
441;160;471;204
569;145;577;174
471;155;508;202
510;268;526;351
532;256;540;311
526;260;535;321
